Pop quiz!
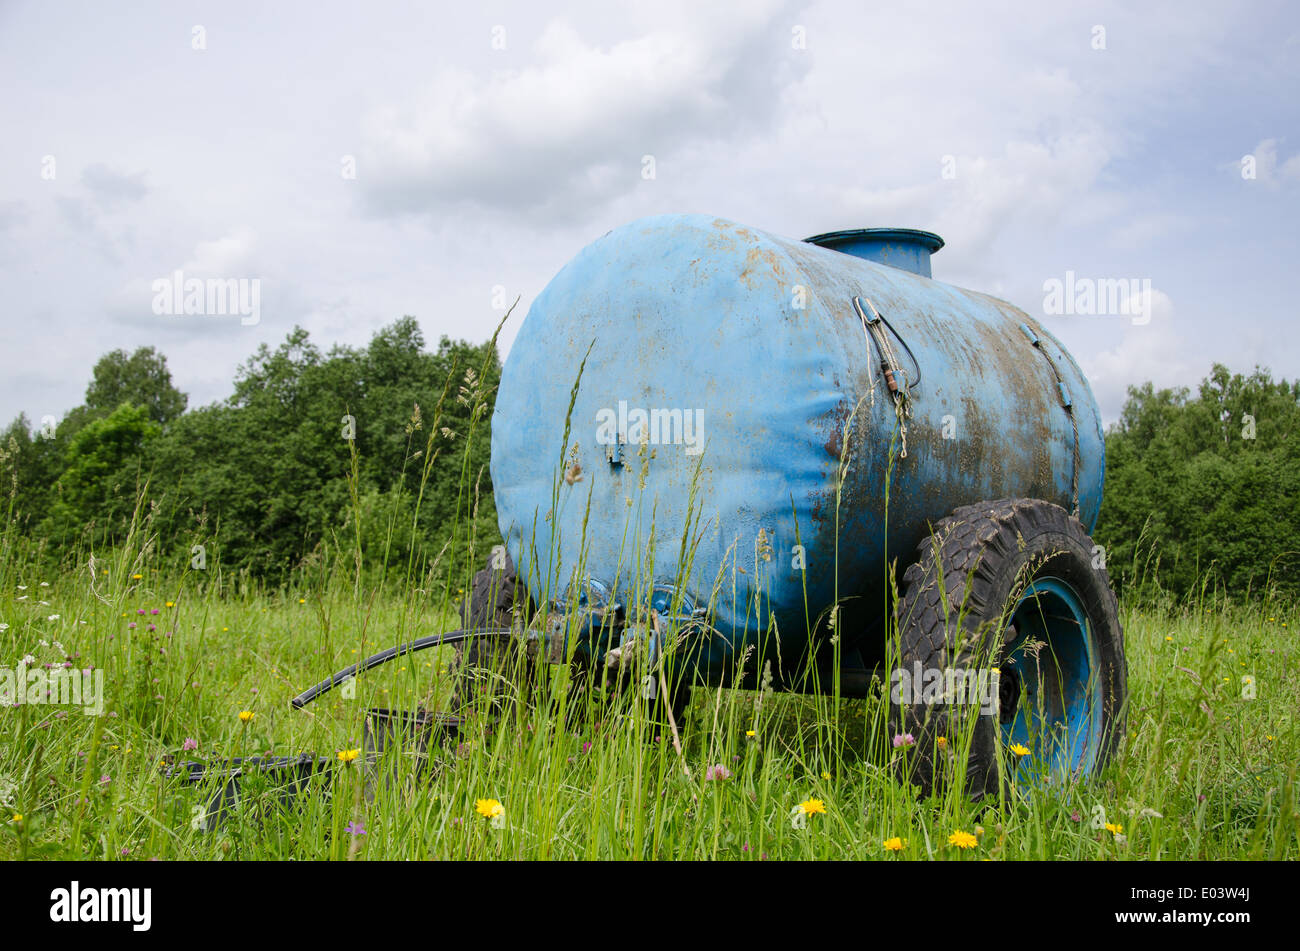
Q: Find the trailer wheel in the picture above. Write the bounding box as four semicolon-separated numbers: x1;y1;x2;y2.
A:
454;551;535;710
890;498;1126;797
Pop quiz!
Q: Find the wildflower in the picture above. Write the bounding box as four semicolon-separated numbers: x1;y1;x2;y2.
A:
137;609;145;615
892;733;915;749
704;764;732;782
821;770;831;781
344;820;366;836
1008;742;1031;757
1165;636;1173;642
1070;810;1082;822
745;730;756;738
936;736;947;750
581;741;592;754
948;830;978;849
299;598;306;604
132;574;142;580
975;825;985;837
475;798;506;829
182;738;198;752
46;615;59;622
337;748;361;764
883;837;906;852
166;601;175;608
10;814;21;823
790;798;826;829
1105;822;1123;836
238;711;256;724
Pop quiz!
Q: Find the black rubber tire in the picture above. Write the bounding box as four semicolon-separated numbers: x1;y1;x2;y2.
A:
453;551;531;709
461;550;521;632
889;498;1127;798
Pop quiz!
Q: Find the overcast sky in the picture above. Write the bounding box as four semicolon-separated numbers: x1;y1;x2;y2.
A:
2;0;1297;429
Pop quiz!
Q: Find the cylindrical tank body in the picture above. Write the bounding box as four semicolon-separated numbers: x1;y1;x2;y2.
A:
491;215;1104;683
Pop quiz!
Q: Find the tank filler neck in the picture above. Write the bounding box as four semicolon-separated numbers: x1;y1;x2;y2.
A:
802;228;944;278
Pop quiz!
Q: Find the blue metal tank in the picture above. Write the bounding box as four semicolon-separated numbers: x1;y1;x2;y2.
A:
491;214;1104;685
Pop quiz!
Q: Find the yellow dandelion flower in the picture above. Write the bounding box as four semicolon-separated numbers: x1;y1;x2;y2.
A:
298;598;306;604
820;771;831;781
11;814;22;823
131;574;142;580
475;798;505;828
936;736;947;750
1164;636;1173;642
337;748;361;764
797;798;826;816
948;830;978;849
745;730;756;737
1008;742;1031;756
1105;822;1123;835
883;837;905;852
166;601;175;608
238;710;256;724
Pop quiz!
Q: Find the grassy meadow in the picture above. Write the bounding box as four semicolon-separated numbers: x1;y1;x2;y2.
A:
1;539;1296;861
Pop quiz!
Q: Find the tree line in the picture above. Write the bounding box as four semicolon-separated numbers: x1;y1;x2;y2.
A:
0;317;500;587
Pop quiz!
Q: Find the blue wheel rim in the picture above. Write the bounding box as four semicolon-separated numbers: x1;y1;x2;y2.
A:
1000;576;1102;784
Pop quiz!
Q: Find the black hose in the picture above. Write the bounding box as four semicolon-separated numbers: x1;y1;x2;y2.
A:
876;310;922;391
289;628;510;709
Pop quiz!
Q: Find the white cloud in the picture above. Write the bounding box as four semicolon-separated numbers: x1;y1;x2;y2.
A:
1082;289;1191;421
107;230;259;328
357;2;805;221
1231;138;1300;186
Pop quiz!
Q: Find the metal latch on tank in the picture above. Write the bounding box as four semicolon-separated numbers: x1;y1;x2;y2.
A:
605;433;625;467
854;296;920;458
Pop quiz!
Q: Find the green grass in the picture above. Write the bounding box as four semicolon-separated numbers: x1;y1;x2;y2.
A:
1;562;1296;860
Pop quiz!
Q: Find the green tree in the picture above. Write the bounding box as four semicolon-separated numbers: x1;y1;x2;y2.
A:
85;346;188;426
41;403;160;546
1095;363;1300;601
